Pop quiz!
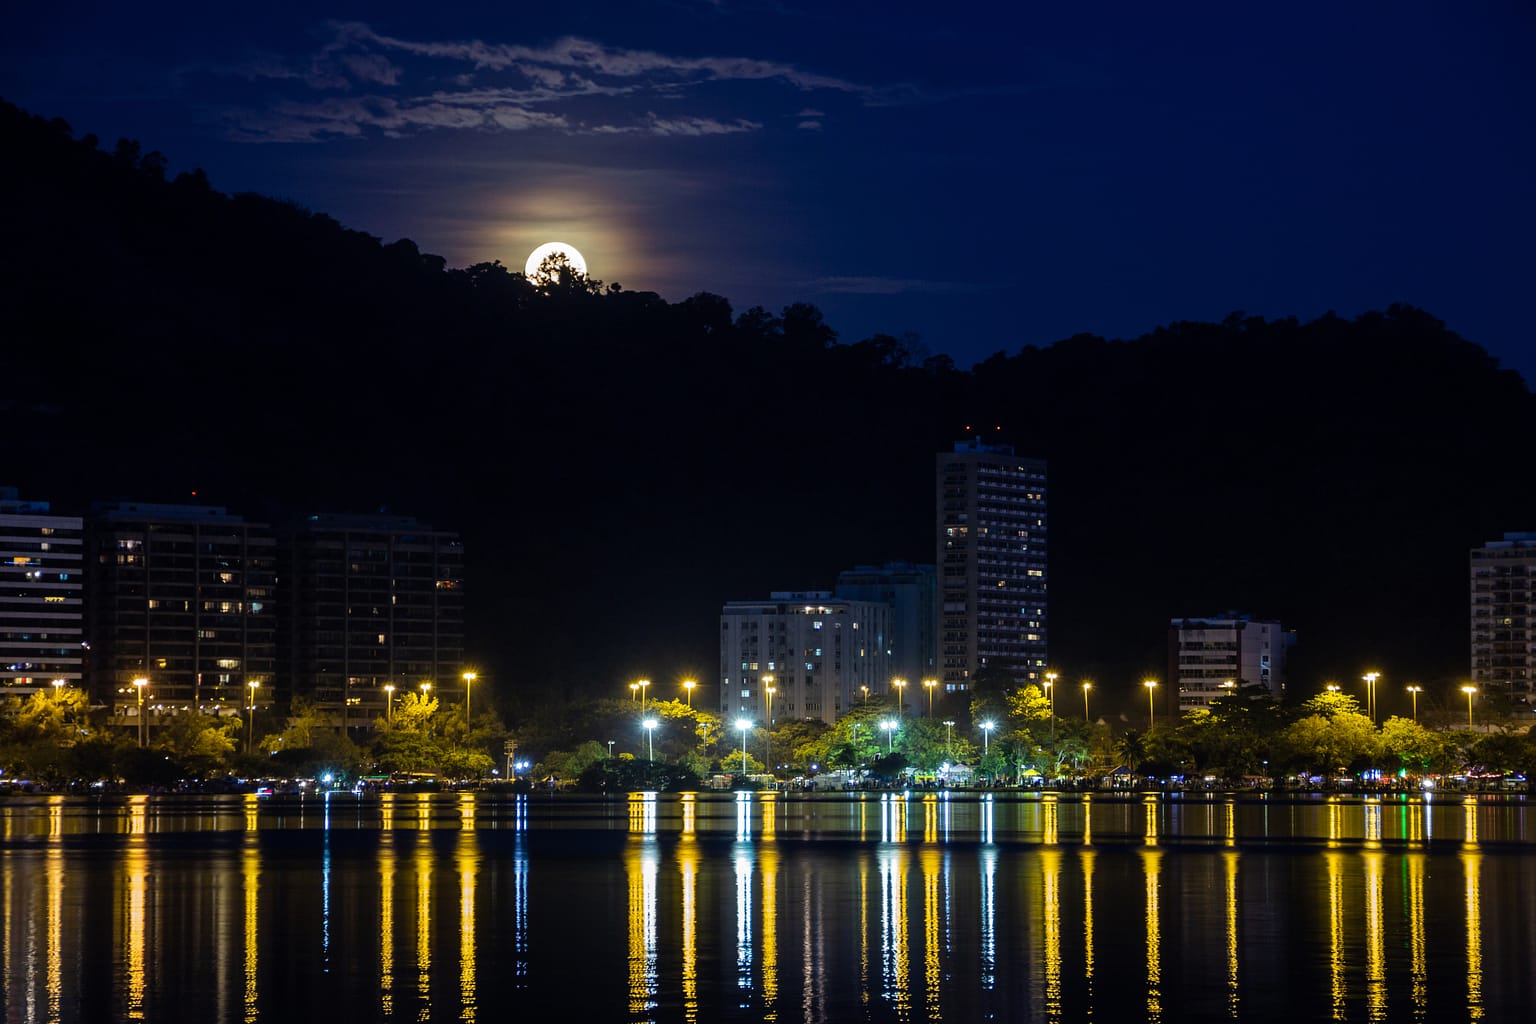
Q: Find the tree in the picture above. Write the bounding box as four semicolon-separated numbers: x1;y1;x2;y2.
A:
155;711;238;775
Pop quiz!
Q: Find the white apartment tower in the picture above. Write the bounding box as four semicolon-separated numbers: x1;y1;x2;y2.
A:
936;440;1048;691
1471;532;1536;704
0;489;85;696
720;592;891;726
1169;614;1288;712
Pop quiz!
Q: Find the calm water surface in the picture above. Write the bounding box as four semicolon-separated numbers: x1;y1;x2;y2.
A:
2;791;1533;1023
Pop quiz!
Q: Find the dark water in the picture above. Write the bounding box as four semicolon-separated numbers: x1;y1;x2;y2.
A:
2;791;1533;1022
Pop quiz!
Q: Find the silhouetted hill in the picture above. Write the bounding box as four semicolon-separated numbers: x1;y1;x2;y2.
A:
3;98;1532;719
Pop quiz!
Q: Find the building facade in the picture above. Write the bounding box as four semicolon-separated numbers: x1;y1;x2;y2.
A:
1168;614;1289;712
719;592;891;727
1471;532;1536;704
88;502;277;724
936;439;1048;692
834;562;937;694
0;489;85;697
281;514;465;733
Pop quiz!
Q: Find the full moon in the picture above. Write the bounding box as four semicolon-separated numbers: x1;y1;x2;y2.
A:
525;241;587;279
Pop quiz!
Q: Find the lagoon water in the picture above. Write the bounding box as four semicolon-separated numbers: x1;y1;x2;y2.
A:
1;790;1533;1022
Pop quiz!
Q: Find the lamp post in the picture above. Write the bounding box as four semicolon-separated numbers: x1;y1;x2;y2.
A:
943;719;955;755
1462;685;1477;728
880;719;897;754
980;720;995;754
1362;672;1380;724
683;679;696;708
1082;682;1093;722
892;678;907;715
1144;679;1158;730
630;682;639;701
420;681;432;701
642;717;658;762
1325;683;1340;694
636;678;650;714
765;683;776;727
607;740;615;757
133;677;149;748
736;719;752;774
860;685;869;703
246;680;259;754
923;678;938;717
1406;685;1422;723
384;684;395;725
462;671;476;727
1044;671;1057;739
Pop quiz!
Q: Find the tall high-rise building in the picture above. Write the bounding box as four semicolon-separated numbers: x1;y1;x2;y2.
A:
0;488;84;696
936;439;1047;691
88;502;277;724
1168;614;1290;713
719;592;891;726
281;513;465;733
834;562;937;691
1471;532;1536;704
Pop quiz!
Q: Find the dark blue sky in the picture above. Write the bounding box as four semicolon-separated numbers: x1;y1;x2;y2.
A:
6;1;1533;376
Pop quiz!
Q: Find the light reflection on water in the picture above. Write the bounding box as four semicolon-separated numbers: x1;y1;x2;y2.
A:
1;791;1534;1022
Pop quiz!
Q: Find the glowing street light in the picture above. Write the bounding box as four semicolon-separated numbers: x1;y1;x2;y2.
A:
860;685;870;703
1044;670;1058;739
462;671;477;727
880;719;898;753
642;717;658;762
635;678;651;714
630;682;639;701
892;678;907;714
1406;684;1423;723
923;678;938;717
943;719;955;754
384;683;396;725
765;682;776;727
419;681;432;703
51;677;65;695
1363;671;1380;724
683;679;697;708
979;720;995;754
1462;685;1477;728
736;719;752;774
1144;679;1159;730
1325;683;1340;693
246;680;259;754
133;677;149;748
1082;681;1093;723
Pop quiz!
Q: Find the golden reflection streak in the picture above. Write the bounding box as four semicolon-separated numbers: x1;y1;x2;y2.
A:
1043;795;1059;847
1463;797;1478;848
681;791;696;839
244;792;260;834
761;791;777;842
417;841;433;1019
923;794;938;844
458;833;478;1022
1082;793;1093;847
1041;848;1062;1023
1141;848;1162;1024
1223;851;1239;1019
380;834;396;1018
1325;851;1346;1020
1327;799;1342;848
1224;799;1235;848
1143;794;1159;847
859;854;872;1005
125;821;148;1020
1364;799;1382;849
417;792;432;831
1465;850;1483;1020
1407;854;1427;1021
1406;798;1423;846
243;841;260;1024
1080;849;1095;1012
380;792;395;832
627;842;659;1017
678;841;699;1023
761;843;780;1018
47;843;62;1022
1363;850;1386;1021
459;792;476;831
922;848;943;1022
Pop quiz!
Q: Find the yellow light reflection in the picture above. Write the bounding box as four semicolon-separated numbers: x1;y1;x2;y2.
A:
1224;799;1235;848
859;853;872;1004
459;834;478;1022
681;791;697;839
48;793;63;839
1144;794;1159;847
679;842;699;1023
761;791;777;842
1465;850;1483;1020
1043;794;1059;847
459;792;476;831
1463;796;1479;848
125;829;147;1021
1325;851;1346;1020
1406;799;1424;846
1042;848;1062;1022
1363;851;1386;1020
921;848;943;1021
416;842;433;1015
1327;798;1342;848
1142;848;1162;1024
629;791;657;836
923;794;939;844
379;835;395;1017
243;842;259;1023
1080;849;1095;1004
760;843;779;1014
244;792;260;834
1223;850;1239;1019
380;791;395;832
47;845;62;1021
1081;793;1093;846
417;793;432;831
1363;798;1382;849
1407;854;1427;1017
627;842;659;1017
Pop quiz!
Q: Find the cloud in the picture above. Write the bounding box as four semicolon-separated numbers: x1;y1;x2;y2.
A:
226;96;568;143
644;113;761;136
340;53;402;86
797;119;822;131
806;276;985;296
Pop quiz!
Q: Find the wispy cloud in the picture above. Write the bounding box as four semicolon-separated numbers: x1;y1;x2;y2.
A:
806;275;987;296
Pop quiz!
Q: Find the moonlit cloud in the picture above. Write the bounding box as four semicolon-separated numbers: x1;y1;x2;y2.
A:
644;113;761;136
807;276;984;296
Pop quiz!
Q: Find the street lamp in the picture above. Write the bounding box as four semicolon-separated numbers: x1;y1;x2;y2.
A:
630;682;639;701
636;678;651;714
1362;671;1380;724
880;719;897;753
892;678;907;715
642;717;658;762
683;679;697;708
860;685;869;703
1144;679;1159;730
1462;685;1477;728
1082;682;1093;722
246;680;259;754
384;684;395;725
462;671;476;727
1406;684;1422;723
607;740;615;757
923;678;938;717
943;719;955;755
420;681;432;701
980;720;995;754
736;719;752;774
133;677;149;748
765;683;776;727
1325;683;1340;694
1044;671;1057;739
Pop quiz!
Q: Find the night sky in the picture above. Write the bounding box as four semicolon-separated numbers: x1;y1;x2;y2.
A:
5;1;1533;377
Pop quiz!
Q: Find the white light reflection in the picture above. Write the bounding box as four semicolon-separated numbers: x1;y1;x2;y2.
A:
737;791;753;841
736;851;754;995
981;794;994;845
878;847;911;1015
980;847;997;992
